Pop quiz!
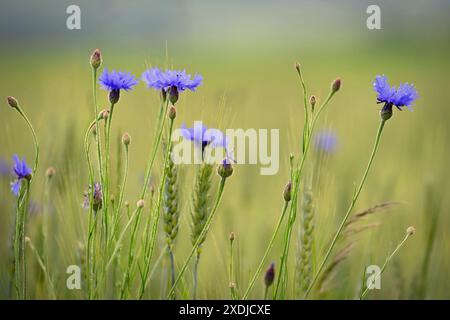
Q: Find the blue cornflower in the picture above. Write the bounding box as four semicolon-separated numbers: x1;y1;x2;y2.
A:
181;122;228;161
10;155;32;196
99;68;138;104
181;122;227;149
314;130;338;153
142;67;202;104
374;75;418;112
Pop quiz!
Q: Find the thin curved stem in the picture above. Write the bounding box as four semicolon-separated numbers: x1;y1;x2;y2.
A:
305;119;386;298
111;144;129;244
193;254;200;299
84;119;98;299
140;98;169;199
91;68;104;185
243;201;289;299
167;178;227;298
14;106;39;175
360;231;411;299
272;91;336;299
138;117;174;299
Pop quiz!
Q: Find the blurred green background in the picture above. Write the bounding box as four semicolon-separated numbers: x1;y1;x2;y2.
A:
1;0;449;299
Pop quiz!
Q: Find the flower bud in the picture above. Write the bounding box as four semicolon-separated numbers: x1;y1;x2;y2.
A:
100;109;110;120
264;263;275;287
125;201;130;208
283;181;292;202
46;167;56;179
109;89;120;105
168;106;177;120
90;49;102;70
309;95;316;111
229;232;235;242
294;62;301;73
217;159;233;179
137;199;145;208
406;226;416;236
168;86;179;105
122;132;131;146
331;78;341;93
6;96;18;109
380;103;393;121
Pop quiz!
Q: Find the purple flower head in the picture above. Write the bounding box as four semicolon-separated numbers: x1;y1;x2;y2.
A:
142;68;202;92
83;182;103;212
99;68;138;92
10;155;32;196
373;75;418;110
314;130;338;153
181;122;228;151
264;262;275;287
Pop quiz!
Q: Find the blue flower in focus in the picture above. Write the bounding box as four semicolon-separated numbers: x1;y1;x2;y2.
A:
99;68;138;92
314;130;338;153
142;68;202;104
10;155;32;196
373;75;418;110
142;68;202;92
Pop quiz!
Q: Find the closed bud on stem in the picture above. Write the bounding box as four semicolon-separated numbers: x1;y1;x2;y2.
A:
90;49;102;70
406;226;416;236
380;103;393;121
168;86;179;105
264;263;275;287
229;232;235;242
6;96;18;109
294;62;301;73
100;109;110;120
168;106;177;120
217;159;233;179
46;167;56;179
109;89;120;105
137;199;145;208
122;132;131;146
283;180;292;202
331;78;341;93
125;201;130;208
309;95;316;111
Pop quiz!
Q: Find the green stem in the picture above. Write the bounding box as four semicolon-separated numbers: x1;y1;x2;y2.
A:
270;91;336;299
167;178;227;298
104;103;115;248
92;68;104;185
140;97;169;200
242;201;289;299
305;119;386;298
111;144;129;245
14;106;39;175
193;254;200;299
84;119;98;299
360;231;411;299
138;117;175;299
229;239;235;299
168;248;176;300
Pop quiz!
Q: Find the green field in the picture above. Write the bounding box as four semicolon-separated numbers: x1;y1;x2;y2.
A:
1;1;449;300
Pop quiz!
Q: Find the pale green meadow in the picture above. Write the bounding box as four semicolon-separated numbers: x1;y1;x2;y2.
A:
0;1;449;300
